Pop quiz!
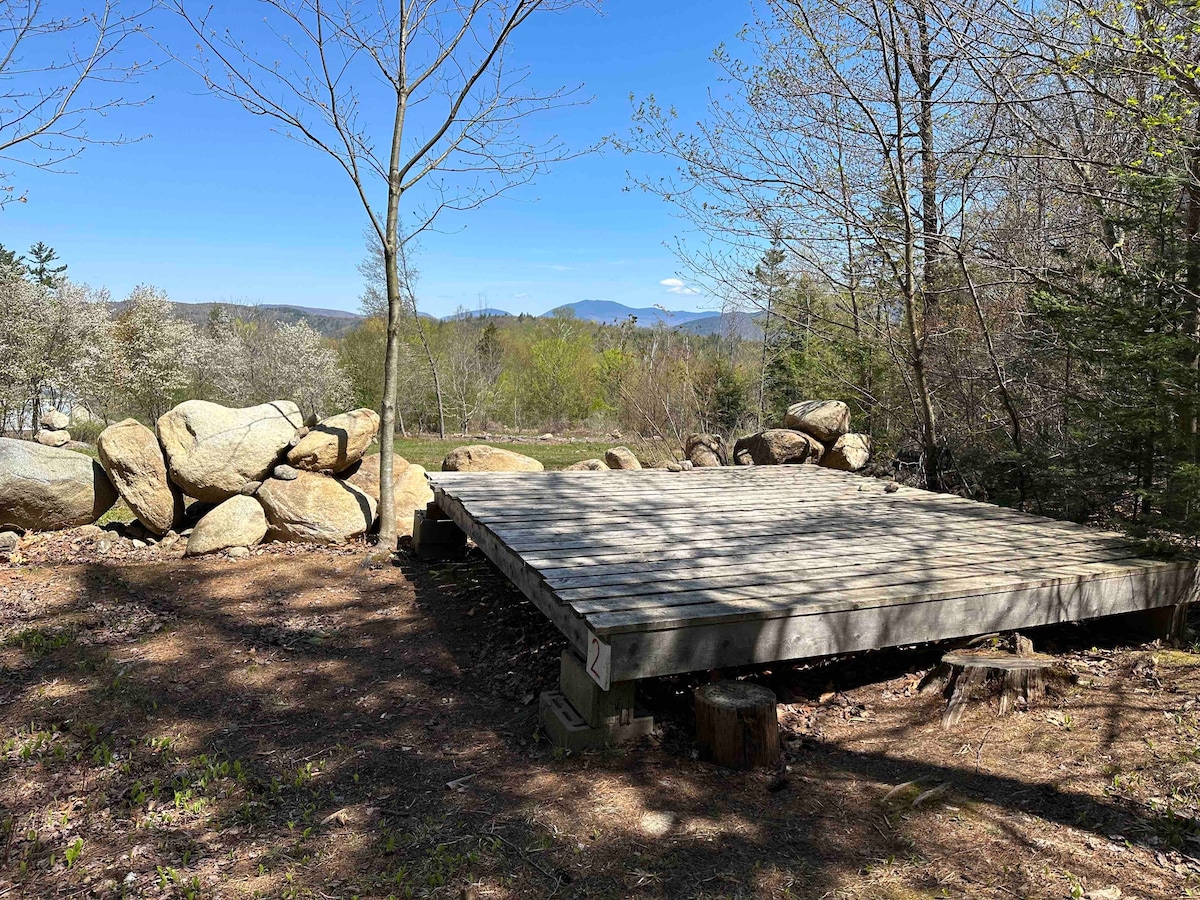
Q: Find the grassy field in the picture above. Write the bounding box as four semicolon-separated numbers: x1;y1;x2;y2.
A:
394;435;616;471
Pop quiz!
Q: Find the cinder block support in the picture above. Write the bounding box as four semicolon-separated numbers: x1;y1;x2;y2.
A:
540;651;653;751
412;506;467;560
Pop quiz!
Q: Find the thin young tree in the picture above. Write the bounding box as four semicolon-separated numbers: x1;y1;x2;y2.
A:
0;0;152;205
166;0;594;551
625;0;997;489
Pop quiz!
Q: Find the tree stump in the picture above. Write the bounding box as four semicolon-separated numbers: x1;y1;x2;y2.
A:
939;650;1056;728
695;682;780;770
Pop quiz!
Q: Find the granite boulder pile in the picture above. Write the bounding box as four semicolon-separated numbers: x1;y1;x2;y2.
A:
0;400;436;557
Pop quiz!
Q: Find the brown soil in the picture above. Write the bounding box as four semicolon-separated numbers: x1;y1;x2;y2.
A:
1;529;1199;898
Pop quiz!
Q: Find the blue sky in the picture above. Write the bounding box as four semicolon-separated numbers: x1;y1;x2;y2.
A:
2;1;751;319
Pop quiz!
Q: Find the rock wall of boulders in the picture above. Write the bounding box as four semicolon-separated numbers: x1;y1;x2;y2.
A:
0;399;434;558
435;399;872;477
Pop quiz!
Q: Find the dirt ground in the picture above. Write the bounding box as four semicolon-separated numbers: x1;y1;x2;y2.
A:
2;528;1200;899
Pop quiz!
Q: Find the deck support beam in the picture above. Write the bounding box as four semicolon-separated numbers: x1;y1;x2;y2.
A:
540;651;653;751
1127;602;1189;643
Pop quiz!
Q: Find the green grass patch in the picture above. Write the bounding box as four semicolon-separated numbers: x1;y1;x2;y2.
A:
393;436;614;471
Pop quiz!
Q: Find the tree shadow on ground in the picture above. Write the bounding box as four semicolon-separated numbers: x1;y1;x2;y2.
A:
0;545;1196;897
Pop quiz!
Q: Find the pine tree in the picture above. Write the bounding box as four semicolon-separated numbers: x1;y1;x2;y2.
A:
26;242;66;286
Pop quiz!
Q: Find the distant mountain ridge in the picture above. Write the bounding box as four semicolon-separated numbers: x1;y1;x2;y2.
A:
113;300;367;338
545;299;713;327
147;299;759;340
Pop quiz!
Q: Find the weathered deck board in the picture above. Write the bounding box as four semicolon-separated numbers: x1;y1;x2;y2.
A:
428;467;1197;687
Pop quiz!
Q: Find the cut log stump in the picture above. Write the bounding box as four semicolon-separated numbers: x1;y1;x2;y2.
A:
939;650;1057;728
695;681;780;770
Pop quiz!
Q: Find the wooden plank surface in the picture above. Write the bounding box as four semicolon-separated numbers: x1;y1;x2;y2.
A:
427;466;1198;681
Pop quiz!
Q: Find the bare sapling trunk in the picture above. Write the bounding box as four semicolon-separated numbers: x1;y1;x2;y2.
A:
167;0;593;556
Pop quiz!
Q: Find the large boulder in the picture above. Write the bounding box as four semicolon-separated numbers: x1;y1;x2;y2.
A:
821;433;872;472
35;429;70;448
341;453;432;538
604;447;642;470
96;419;184;536
733;429;824;466
0;437;117;531
287;407;380;473
69;406;102;427
157;400;304;502
40;409;69;430
564;458;608;471
784;400;851;443
185;495;269;556
257;471;377;544
441;445;544;473
685;433;728;467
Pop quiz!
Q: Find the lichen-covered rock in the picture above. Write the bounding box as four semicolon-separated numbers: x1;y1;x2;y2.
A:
157;400;304;502
0;437;117;531
40;409;69;430
35;429;70;448
441;445;544;473
340;453;431;538
564;459;607;471
783;400;851;443
604;447;642;470
257;471;377;544
96;419;184;536
733;430;824;466
821;433;872;472
185;495;269;556
685;433;728;467
287;407;380;473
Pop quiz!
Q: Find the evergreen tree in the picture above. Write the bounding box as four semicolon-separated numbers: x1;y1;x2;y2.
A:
0;244;25;281
26;242;66;286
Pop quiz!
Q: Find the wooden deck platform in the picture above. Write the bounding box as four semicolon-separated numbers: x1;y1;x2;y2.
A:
427;466;1198;690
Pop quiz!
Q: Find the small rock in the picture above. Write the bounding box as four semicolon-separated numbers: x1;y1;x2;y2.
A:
131;539;147;550
273;464;299;481
884;481;899;494
96;539;112;554
0;532;19;553
538;433;554;440
228;546;250;559
665;461;683;472
681;460;694;471
238;481;263;496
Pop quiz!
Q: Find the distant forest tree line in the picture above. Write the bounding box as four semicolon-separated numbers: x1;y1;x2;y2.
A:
2;0;1199;546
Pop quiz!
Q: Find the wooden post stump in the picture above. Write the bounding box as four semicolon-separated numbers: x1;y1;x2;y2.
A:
695;682;780;770
939;650;1057;728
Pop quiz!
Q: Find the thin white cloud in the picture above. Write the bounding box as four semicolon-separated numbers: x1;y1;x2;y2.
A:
660;277;698;296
